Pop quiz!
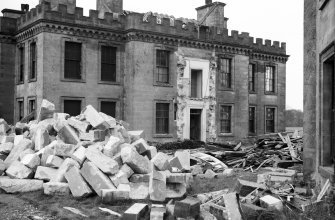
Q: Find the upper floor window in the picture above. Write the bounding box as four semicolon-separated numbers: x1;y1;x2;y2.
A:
219;58;232;89
28;98;36;114
191;69;202;98
64;42;82;80
265;66;275;93
101;46;117;82
156;50;169;83
220;105;232;133
156;103;169;134
19;46;25;83
63;99;82;116
29;42;37;80
248;64;256;92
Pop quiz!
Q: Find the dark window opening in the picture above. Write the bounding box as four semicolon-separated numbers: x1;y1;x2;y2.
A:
265;66;275;92
18;100;24;121
101;46;117;82
28;99;36;114
219;58;232;89
249;107;256;133
248;64;256;92
64;100;82;116
174;103;177;120
156;103;169;134
156;50;169;83
19;47;25;83
266;108;275;133
64;42;82;80
30;42;37;80
191;70;202;98
220;105;232;133
100;101;116;118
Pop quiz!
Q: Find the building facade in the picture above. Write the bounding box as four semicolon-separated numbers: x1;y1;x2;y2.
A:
0;0;288;142
304;0;335;186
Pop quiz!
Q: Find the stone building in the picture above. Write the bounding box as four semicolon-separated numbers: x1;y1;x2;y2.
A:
0;0;288;142
304;0;335;185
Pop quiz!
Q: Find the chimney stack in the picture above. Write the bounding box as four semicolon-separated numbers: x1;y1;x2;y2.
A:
205;0;213;5
21;4;29;12
97;0;123;19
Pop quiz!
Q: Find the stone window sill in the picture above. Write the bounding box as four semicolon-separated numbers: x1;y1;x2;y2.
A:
153;134;174;138
61;79;86;83
98;81;121;86
319;166;334;180
264;92;277;96
153;83;173;88
218;133;234;137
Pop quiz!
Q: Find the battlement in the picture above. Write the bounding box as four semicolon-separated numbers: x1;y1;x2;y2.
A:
16;1;286;55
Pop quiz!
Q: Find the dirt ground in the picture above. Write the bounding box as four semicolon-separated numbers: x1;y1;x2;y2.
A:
0;170;256;220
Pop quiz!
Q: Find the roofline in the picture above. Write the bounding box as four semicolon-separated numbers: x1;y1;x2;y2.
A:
196;2;226;11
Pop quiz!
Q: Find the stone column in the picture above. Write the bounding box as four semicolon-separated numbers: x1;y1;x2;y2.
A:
206;56;217;142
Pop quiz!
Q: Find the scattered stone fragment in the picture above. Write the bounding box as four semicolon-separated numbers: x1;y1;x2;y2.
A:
166;173;188;184
80;161;116;196
150;205;166;220
37;99;55;122
71;145;86;165
34;166;58;181
53;142;77;157
204;169;217;179
41;141;57;166
0;119;10;135
43;182;70;195
112;153;123;167
121;146;151;174
4;138;32;168
166;183;187;199
128;130;145;143
103;136;122;157
21;154;40;169
101;184;131;202
169;156;183;171
51;158;80;182
0;142;14;154
222;168;234;176
65;166;92;198
209;203;228;220
0;177;43;193
129;182;149;200
234;179;266;197
223;193;243;220
83;105;110;129
121;164;134;178
99;112;116;128
118;126;131;143
58;124;80;145
174;197;200;218
151;152;171;171
46;155;64;168
0;153;6;161
175;150;190;171
85;148;119;175
1;135;15;144
110;170;129;187
145;145;157;160
129;174;150;183
191;165;203;175
260;195;283;211
34;127;50;151
123;203;148;220
0;159;5;175
79;129;105;142
6;161;34;179
149;169;166;202
19;148;35;161
67;118;90;133
13;135;24;146
131;138;149;154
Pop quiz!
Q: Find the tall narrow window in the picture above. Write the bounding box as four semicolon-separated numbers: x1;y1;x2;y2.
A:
101;46;117;82
18;99;24;121
249;107;256;134
28;99;36;114
220;105;232;133
100;101;116;118
64;100;82;116
30;42;37;80
265;107;275;133
156;50;169;83
248;64;256;92
219;58;232;89
19;46;25;83
191;70;202;98
156;103;169;134
64;42;82;79
265;66;275;92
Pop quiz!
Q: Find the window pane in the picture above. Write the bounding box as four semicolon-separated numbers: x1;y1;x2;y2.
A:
156;103;169;134
19;47;25;82
101;46;117;82
101;101;116;118
220;105;231;133
265;108;275;133
64;100;82;116
249;107;256;133
65;42;81;79
265;66;275;92
156;50;169;83
30;42;37;79
220;58;231;88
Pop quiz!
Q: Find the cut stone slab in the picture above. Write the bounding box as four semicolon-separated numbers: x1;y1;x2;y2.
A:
145;146;157;160
260;195;283;211
0;142;14;154
121;164;134;178
0;119;10;135
131;138;149;154
65;166;92;198
149;169;166;202
21;154;41;169
167;173;188;184
34;166;58;181
234;179;266;197
58;124;80;145
129;182;149;200
101;184;131;203
151;152;171;171
34;127;50;151
204;170;217;179
0;177;43;193
13;135;24;146
99;112;116;128
191;165;203;175
166;183;187;199
110;170;129;187
121;146;151;174
85;148;119;175
71;146;86;165
46;155;64;168
118;126;131;143
80;161;116;196
6;161;34;179
67;118;90;133
129;174;150;183
19;149;35;161
222;168;234;176
112;153;123;167
83;105;110;129
103;136;122;157
123;203;148;220
169;156;183;171
53;142;78;157
4;138;33;169
175;197;200;218
175;150;190;171
37;99;55;122
43;182;70;195
0;159;5;175
128;130;145;143
150;205;166;220
0;153;6;161
1;135;15;144
79;130;105;142
41;141;57;166
51;158;80;182
223;193;243;220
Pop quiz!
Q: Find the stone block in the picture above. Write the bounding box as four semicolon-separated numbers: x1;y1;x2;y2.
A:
174;197;200;218
1;135;15;144
128;130;145;143
0;119;10;135
46;155;64;168
123;203;148;220
103;136;123;157
41;141;57;166
58;124;80;145
129;182;149;200
175;150;190;171
0;142;14;154
0;159;5;175
110;170;129;187
149;169;166;202
209;203;228;220
80;161;116;196
131;138;149;154
34;127;50;151
13;135;24;146
129;174;150;183
112;153;123;167
121;164;134;178
4;138;32;169
21;154;40;169
204;170;217;179
79;130;105;142
101;184;130;202
71;146;86;165
99;112;116;128
43;182;70;195
19;149;35;161
191;165;203;175
51;158;80;182
166;183;187;199
223;193;243;220
0;153;6;161
67;117;90;133
121;146;151;174
222;168;234;176
37;100;55;122
6;161;34;179
34;166;58;181
260;195;283;211
53;142;78;157
234;179;266;197
145;146;157;160
169;156;183;170
150;205;166;220
65;166;92;198
85;148;119;175
151;152;171;171
167;173;188;184
0;177;43;193
83;105;110;129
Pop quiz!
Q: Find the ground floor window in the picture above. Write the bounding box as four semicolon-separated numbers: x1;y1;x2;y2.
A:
63;99;82;116
249;106;256;134
156;103;169;134
100;101;116;118
28;98;36;114
265;107;275;133
220;105;232;133
17;98;24;121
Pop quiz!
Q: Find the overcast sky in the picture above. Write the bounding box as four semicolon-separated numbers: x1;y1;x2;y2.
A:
1;0;304;110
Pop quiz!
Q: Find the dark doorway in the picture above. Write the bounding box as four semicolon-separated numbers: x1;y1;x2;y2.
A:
328;55;335;163
190;109;202;141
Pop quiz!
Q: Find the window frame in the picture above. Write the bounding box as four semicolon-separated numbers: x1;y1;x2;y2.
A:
98;98;121;119
218;54;234;91
264;65;277;94
190;69;203;98
27;96;36;114
29;40;37;82
98;42;122;85
249;106;257;135
153;100;173;138
153;45;175;87
60;96;85;116
17;44;25;84
265;106;277;134
248;63;256;93
16;98;24;122
219;104;234;135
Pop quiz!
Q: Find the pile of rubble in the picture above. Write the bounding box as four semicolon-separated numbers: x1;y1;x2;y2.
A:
0;99;205;219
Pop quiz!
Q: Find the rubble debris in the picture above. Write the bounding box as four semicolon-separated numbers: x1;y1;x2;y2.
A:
0;177;43;193
43;182;70;196
98;207;122;217
122;203;148;220
174;196;201;218
259;195;283;211
63;207;88;218
65;166;93;198
223;193;243;220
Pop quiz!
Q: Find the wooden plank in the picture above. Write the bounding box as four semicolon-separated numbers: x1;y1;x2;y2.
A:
285;136;297;158
223;193;242;220
317;179;330;202
278;133;287;143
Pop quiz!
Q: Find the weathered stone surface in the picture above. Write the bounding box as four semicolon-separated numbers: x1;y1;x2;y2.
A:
19;149;35;161
4;138;32;169
1;135;15;144
110;170;129;187
169;156;183;170
223;193;243;219
103;136;122;157
6;161;34;179
34;127;50;151
37;99;55;122
145;146;157;160
204;170;217;179
99;112;116;128
41;141;57;166
0;119;10;135
131;138;149;154
13;135;24;146
0;177;43;193
51;158;80;182
79;130;105;142
21;154;41;169
128;130;145;143
71;146;86;165
112;153;123;167
58;124;80;145
85;148;119;175
83;105;110;129
191;165;203;175
129;182;149;200
222;168;234;176
260;195;283;211
121;146;151;174
149;169;166;202
175;197;201;218
150;205;166;220
53;142;77;157
65;166;92;198
0;159;5;175
123;203;148;220
101;184;131;202
175;150;190;171
46;155;64;168
121;164;134;178
166;173;188;184
151;152;171;171
166;183;187;199
67;117;90;133
80;161;116;196
0;142;14;154
118;126;131;143
129;174;150;183
43;182;70;195
34;166;58;181
0;153;6;161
